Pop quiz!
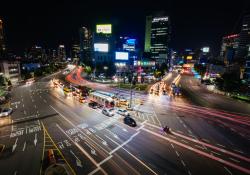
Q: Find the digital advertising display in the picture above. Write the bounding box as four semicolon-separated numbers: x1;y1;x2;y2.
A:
202;47;210;53
115;52;129;60
94;43;109;52
96;24;112;34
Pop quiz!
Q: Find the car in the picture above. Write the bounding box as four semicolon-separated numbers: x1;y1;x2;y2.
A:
88;102;98;109
0;108;13;117
150;89;154;94
124;116;137;127
117;109;130;116
79;96;86;103
102;108;115;117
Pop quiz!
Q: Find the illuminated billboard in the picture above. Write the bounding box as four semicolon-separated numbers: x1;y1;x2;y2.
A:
94;43;109;52
96;24;112;34
115;52;129;60
202;47;210;53
186;56;193;60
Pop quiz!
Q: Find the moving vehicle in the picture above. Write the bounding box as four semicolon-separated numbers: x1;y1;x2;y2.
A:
88;101;98;109
150;89;154;94
79;96;86;103
63;87;72;96
124;116;137;127
117;109;130;116
118;98;129;106
102;108;115;117
163;126;172;134
0;108;13;117
89;91;115;108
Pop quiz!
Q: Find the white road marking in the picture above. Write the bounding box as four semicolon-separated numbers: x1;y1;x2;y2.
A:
34;133;37;146
181;139;188;144
229;157;240;163
194;144;205;150
22;141;26;151
181;160;186;167
70;150;83;168
85;142;97;156
217;143;226;148
224;167;233;175
175;151;180;157
43;99;47;103
12;138;18;152
105;134;158;175
107;131;140;155
56;124;108;175
22;104;24;108
188;170;192;175
234;149;244;154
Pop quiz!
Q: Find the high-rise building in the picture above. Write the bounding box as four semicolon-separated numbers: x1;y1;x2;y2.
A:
58;45;66;62
220;34;239;65
79;27;92;66
26;46;44;62
237;14;250;60
0;18;6;58
72;44;80;63
144;16;152;52
144;15;170;66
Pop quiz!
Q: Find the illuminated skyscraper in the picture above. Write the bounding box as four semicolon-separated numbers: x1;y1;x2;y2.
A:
150;16;170;65
79;27;92;65
58;45;66;62
0;18;6;57
144;16;152;52
237;14;250;60
144;14;170;66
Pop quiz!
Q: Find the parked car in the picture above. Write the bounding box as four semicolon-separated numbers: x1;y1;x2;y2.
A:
124;116;137;127
102;108;115;117
88;102;98;109
0;108;13;118
117;109;130;116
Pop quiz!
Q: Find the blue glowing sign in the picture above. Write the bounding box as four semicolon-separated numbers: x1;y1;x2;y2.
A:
126;39;136;45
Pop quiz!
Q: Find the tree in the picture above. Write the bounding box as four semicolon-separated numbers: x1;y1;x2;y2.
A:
84;66;92;75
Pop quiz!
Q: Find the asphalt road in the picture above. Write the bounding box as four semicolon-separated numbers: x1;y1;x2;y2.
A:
0;70;249;175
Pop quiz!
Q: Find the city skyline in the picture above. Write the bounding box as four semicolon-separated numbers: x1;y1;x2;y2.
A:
1;0;249;55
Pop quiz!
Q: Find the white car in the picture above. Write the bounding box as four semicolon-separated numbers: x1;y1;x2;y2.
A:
0;108;13;117
102;108;115;117
117;109;130;116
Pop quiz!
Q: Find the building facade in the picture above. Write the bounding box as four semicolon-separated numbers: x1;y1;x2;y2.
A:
220;34;239;65
0;60;21;85
144;16;152;52
79;27;92;66
237;14;250;60
58;45;66;62
144;15;170;66
0;19;6;58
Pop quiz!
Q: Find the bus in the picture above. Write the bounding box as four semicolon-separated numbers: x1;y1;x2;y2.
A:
89;91;115;108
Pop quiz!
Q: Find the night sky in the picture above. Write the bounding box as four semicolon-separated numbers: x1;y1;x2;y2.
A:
1;0;250;55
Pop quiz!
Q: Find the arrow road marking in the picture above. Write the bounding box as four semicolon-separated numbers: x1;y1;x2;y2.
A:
70;150;83;168
34;133;37;146
12;138;18;152
85;142;97;156
95;135;108;146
